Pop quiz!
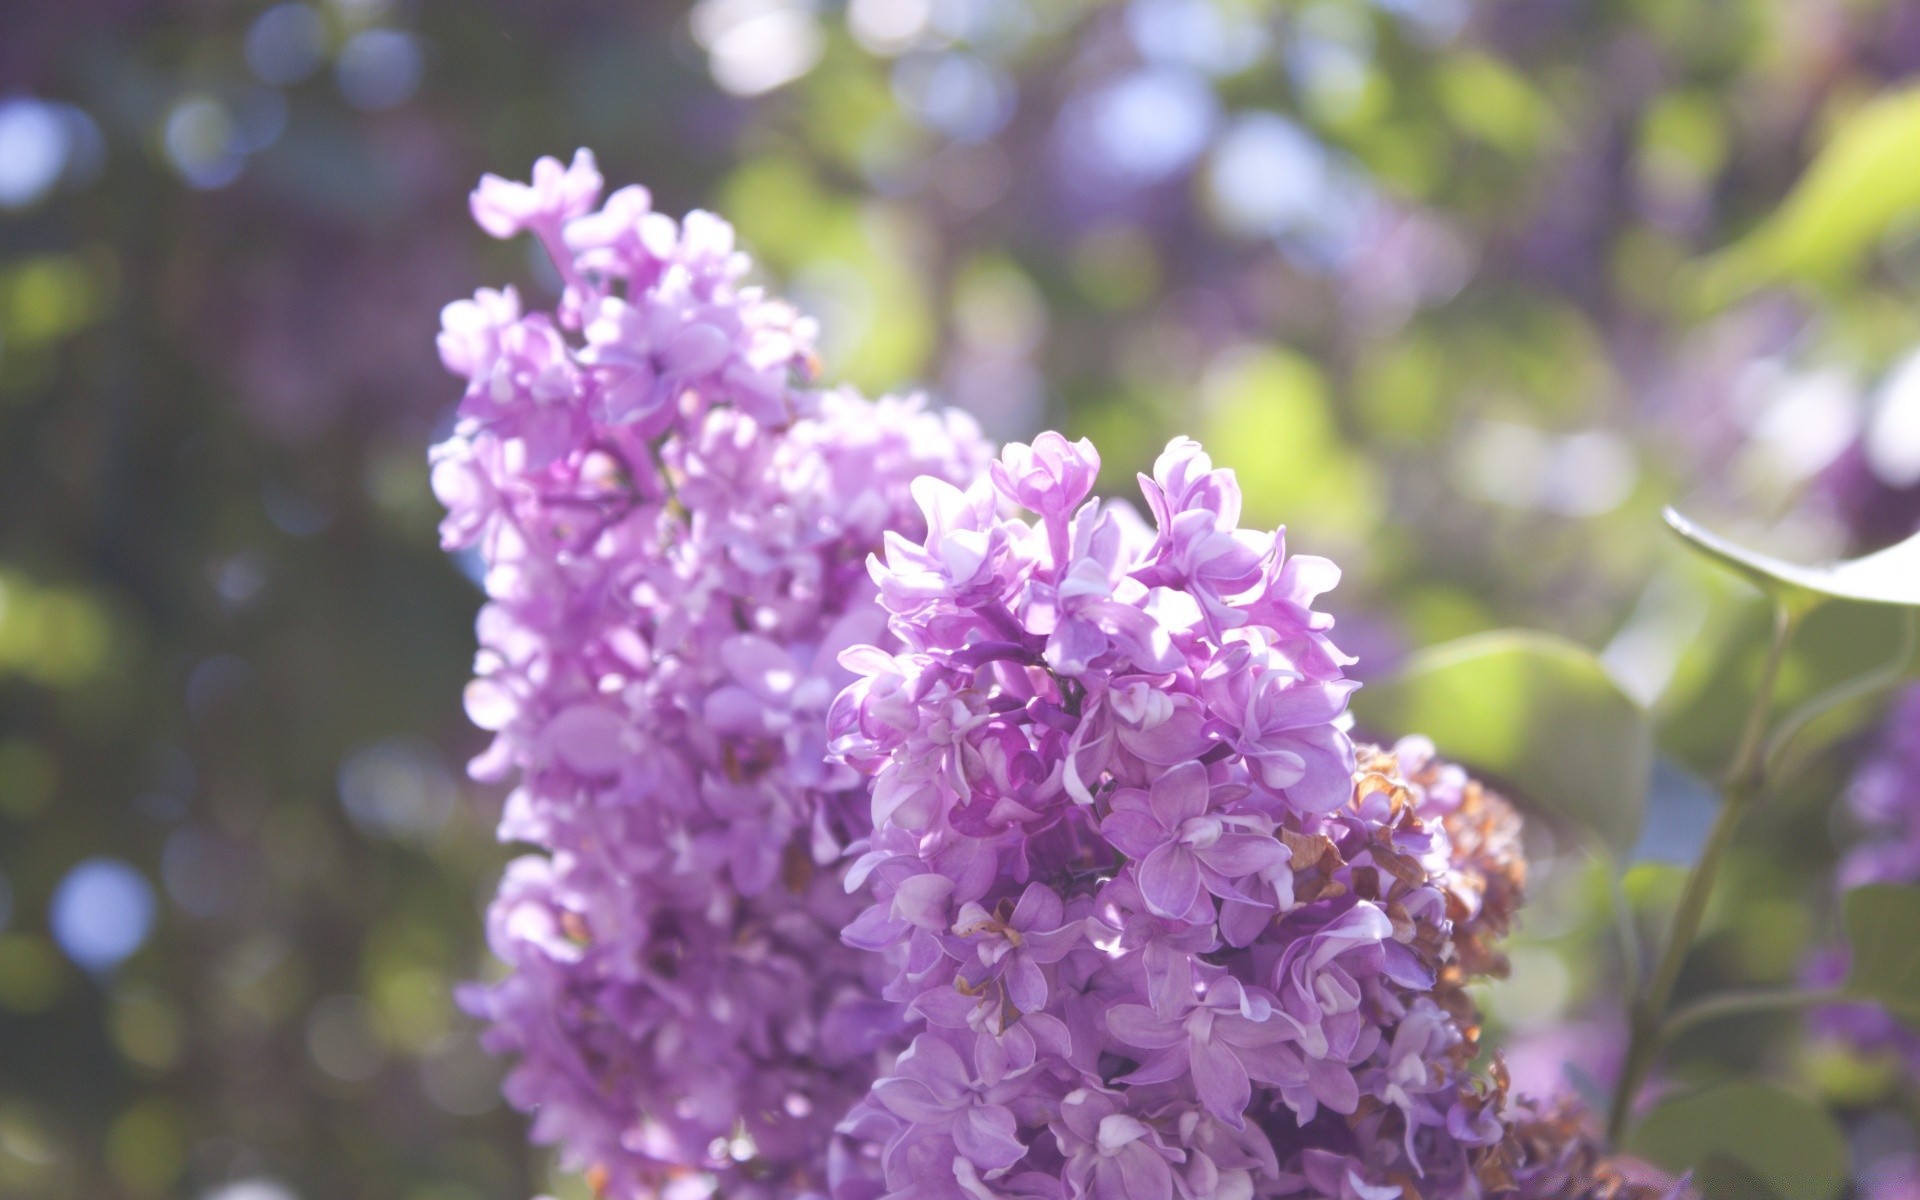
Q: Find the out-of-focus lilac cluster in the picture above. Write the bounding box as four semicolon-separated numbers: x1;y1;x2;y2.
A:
824;433;1645;1199
431;149;991;1198
1808;685;1920;1074
1838;686;1920;894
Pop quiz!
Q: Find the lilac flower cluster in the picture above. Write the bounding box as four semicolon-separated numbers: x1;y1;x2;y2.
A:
433;150;990;1197
1808;684;1920;1073
825;434;1557;1199
1837;685;1920;893
432;149;1680;1200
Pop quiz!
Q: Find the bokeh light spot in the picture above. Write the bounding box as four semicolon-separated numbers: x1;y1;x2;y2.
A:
164;98;244;190
204;1180;300;1200
337;738;457;840
693;0;824;97
306;994;387;1082
1126;0;1267;77
1205;112;1327;238
1081;67;1218;183
0;100;69;210
1868;349;1920;488
848;0;932;55
335;29;424;111
892;52;1013;144
245;4;329;86
49;858;156;972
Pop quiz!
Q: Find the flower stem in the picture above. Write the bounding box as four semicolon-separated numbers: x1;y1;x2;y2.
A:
1659;985;1846;1044
1764;607;1916;776
1606;599;1797;1145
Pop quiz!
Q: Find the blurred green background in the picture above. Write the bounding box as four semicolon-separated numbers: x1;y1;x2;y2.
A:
6;0;1920;1196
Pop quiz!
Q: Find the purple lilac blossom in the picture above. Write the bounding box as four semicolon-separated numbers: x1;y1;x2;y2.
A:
1863;1154;1920;1200
826;434;1623;1199
433;150;1676;1200
1809;684;1920;1074
434;149;991;1198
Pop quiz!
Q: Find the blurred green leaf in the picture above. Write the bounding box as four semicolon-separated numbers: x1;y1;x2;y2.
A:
1626;1081;1844;1200
1665;507;1920;610
1844;884;1920;1025
1436;53;1552;155
1641;91;1728;180
1693;1153;1785;1200
1703;86;1920;296
1350;630;1651;856
1200;347;1380;542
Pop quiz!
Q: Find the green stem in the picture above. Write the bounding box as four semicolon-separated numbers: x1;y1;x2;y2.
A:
1659;986;1846;1044
1763;608;1916;775
1607;863;1642;998
1606;599;1798;1145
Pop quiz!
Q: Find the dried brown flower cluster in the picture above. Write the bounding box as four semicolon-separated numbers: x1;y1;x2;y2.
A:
1352;742;1692;1200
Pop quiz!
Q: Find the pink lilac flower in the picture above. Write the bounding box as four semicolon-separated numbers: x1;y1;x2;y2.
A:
437;150;990;1198
825;433;1644;1199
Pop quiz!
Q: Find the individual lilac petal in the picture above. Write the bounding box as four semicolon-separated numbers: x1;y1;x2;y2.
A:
873;1078;955;1124
1306;1055;1361;1115
1105;1005;1183;1049
953;1104;1026;1171
1046;616;1110;676
1109;1133;1175;1200
1137;843;1202;919
1004;956;1048;1014
1099;809;1166;859
545;704;627;775
1148;761;1211;827
1278;726;1358;813
663;321;732;376
1117;703;1214;766
1118;1049;1190;1087
892;873;957;929
1008;882;1064;931
1200;833;1287;878
1190;1036;1253;1125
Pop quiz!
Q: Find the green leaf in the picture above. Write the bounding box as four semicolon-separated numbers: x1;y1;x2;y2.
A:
1844;884;1920;1024
1350;630;1650;857
1626;1082;1846;1200
1199;347;1381;542
1694;1153;1786;1200
1665;507;1920;611
1700;86;1920;297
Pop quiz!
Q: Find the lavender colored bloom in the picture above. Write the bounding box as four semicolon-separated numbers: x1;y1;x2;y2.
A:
1807;684;1920;1074
1863;1154;1920;1200
871;1031;1032;1175
1105;959;1296;1127
1099;762;1288;920
1839;685;1920;892
946;884;1084;1020
823;433;1629;1198
1055;1087;1182;1200
435;151;1669;1200
437;151;990;1197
